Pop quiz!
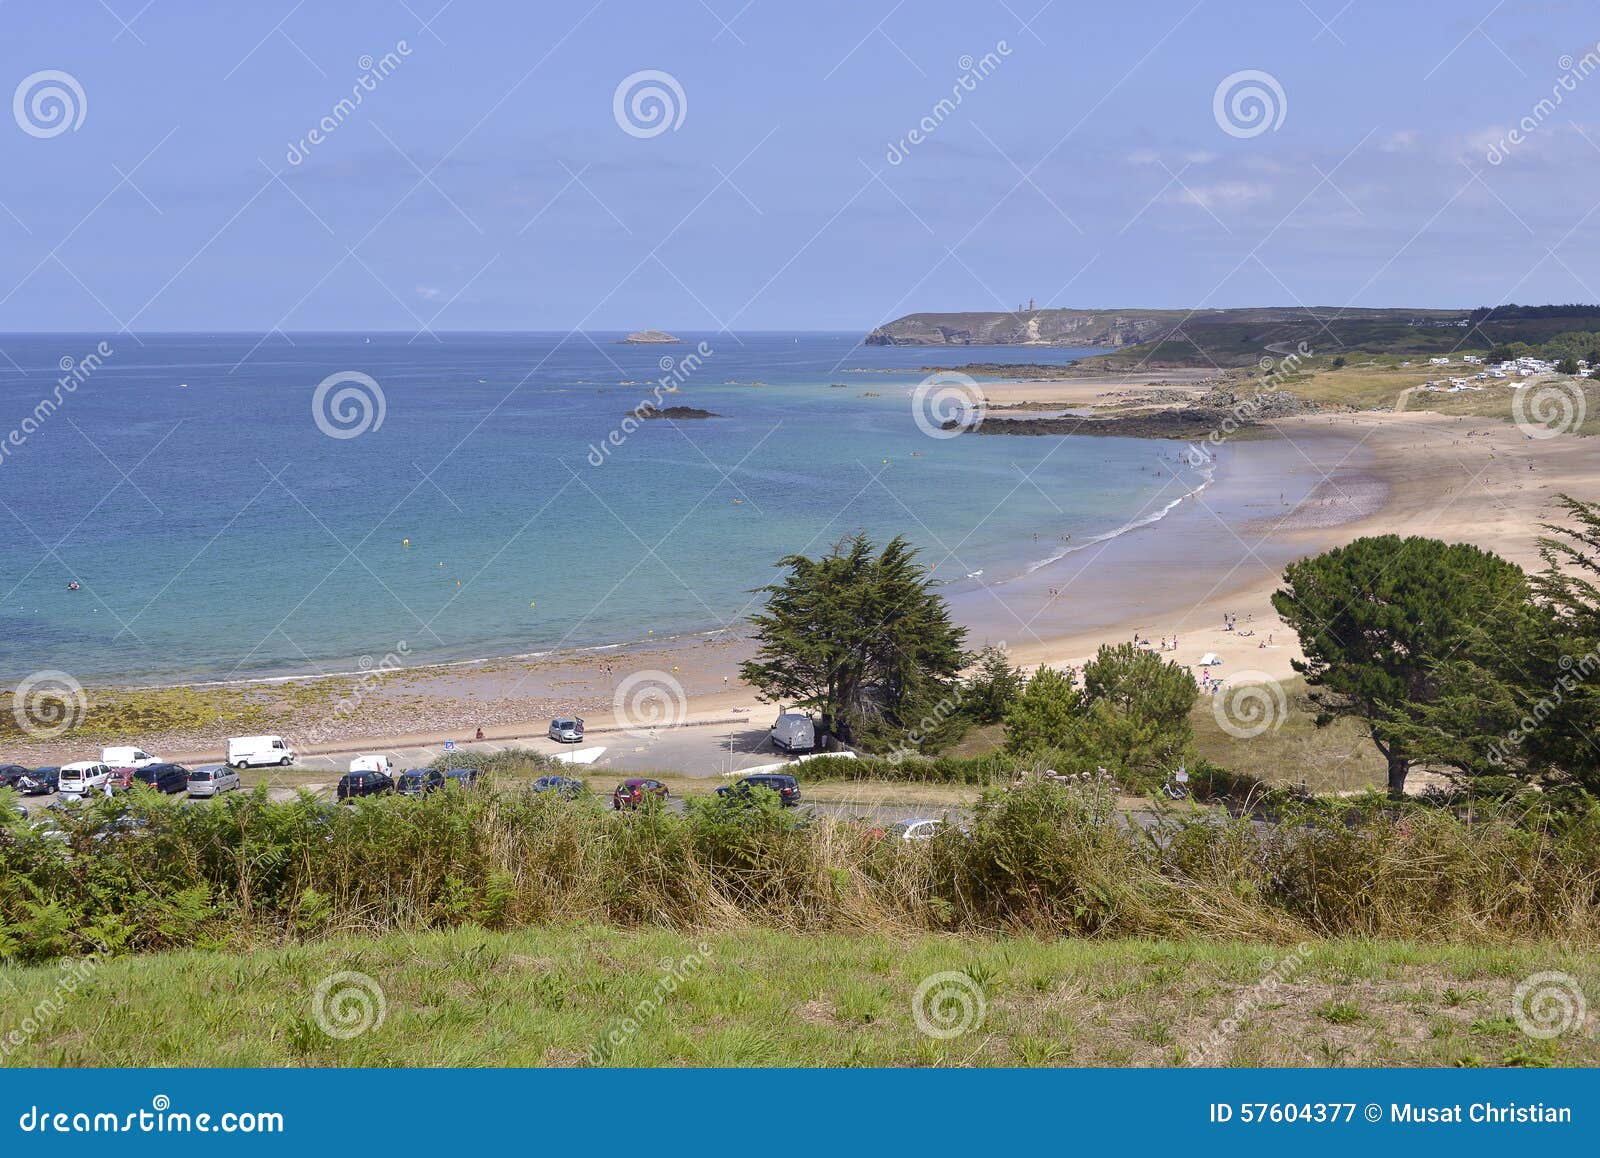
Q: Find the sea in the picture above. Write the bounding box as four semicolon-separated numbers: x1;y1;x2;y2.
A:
0;332;1213;685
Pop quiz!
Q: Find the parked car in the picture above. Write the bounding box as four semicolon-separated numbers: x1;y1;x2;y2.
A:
58;761;112;797
397;768;445;797
887;818;946;842
769;712;816;754
337;769;395;801
716;773;801;807
104;766;134;792
443;767;479;790
101;746;159;770
548;717;585;743
16;767;59;795
612;778;669;810
0;764;31;788
133;763;190;794
226;734;296;769
187;764;241;798
531;774;584;799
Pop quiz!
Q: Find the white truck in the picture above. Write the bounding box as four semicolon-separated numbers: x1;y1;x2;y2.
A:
769;712;817;754
348;753;394;777
226;735;296;769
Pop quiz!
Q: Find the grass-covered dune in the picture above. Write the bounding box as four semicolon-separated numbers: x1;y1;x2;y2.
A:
3;927;1596;1067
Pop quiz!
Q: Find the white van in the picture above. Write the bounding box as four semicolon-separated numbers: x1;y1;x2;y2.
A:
769;712;817;754
226;735;296;769
101;746;158;769
348;753;393;777
59;761;111;796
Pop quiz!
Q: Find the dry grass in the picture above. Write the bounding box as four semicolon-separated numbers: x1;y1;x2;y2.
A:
1189;676;1388;794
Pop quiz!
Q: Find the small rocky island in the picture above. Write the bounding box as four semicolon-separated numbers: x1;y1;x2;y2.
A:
621;329;682;344
634;404;721;420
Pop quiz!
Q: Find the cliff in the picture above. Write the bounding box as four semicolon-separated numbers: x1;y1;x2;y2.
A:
863;309;1192;348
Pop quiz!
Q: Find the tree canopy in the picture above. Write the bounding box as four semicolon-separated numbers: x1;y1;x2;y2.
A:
1003;644;1197;787
1272;534;1532;796
739;534;967;748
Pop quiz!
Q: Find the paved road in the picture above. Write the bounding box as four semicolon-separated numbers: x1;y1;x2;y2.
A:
290;717;792;780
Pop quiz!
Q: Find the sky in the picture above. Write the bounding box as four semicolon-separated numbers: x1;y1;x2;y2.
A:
2;0;1599;333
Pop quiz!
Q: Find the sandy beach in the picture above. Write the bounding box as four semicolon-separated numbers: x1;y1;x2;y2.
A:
12;382;1600;768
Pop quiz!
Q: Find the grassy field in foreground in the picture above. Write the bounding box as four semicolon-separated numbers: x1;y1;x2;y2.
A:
2;926;1596;1067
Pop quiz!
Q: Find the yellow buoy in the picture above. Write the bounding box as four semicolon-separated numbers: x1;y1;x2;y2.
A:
402;539;410;548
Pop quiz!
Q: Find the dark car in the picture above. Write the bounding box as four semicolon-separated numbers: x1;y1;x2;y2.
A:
16;767;59;795
337;770;395;801
443;767;479;790
0;765;31;789
716;773;801;807
133;762;190;794
612;778;669;810
397;768;445;797
531;774;584;800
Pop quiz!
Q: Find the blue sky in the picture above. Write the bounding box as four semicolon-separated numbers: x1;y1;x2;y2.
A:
2;0;1598;332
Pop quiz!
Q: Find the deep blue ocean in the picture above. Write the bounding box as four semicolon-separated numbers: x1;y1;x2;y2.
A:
0;333;1205;683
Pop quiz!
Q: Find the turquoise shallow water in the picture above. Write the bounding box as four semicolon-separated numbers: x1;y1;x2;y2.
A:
0;333;1209;683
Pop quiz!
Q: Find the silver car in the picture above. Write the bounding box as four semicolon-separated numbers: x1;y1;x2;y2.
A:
187;763;241;798
548;717;585;743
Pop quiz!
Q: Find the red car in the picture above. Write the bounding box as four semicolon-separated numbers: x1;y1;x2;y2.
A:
611;778;669;810
105;767;135;792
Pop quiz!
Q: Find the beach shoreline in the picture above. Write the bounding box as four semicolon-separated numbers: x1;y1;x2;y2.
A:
9;388;1599;767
